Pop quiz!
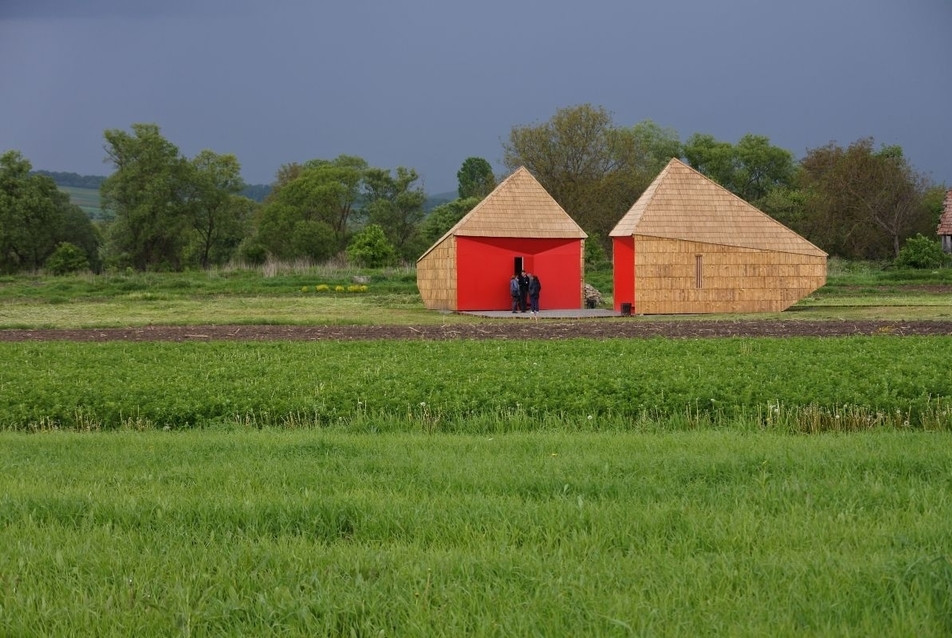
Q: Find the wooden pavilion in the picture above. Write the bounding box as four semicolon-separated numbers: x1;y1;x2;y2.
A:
609;158;827;314
417;167;587;311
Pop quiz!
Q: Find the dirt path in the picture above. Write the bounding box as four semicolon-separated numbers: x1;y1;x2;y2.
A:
2;320;951;342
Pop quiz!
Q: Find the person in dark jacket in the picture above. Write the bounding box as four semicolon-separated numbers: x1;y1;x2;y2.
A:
518;270;530;312
528;273;542;313
509;274;521;312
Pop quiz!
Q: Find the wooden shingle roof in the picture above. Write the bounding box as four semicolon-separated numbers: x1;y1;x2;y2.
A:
610;158;826;257
937;190;952;235
418;167;586;261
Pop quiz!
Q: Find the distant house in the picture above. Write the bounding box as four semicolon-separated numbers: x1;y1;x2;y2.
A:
938;190;952;254
609;158;827;314
417;167;587;311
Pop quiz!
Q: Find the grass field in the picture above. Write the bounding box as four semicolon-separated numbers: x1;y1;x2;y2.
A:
59;185;106;219
2;266;951;635
2;430;952;636
1;262;951;328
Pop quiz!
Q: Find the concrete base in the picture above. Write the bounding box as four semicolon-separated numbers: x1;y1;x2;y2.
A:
459;309;621;319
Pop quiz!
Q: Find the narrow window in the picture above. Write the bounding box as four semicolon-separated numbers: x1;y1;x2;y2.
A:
695;254;703;288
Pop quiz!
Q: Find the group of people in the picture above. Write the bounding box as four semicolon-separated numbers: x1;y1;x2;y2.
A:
509;270;542;313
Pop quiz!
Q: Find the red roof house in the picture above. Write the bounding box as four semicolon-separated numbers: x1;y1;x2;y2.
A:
938;189;952;254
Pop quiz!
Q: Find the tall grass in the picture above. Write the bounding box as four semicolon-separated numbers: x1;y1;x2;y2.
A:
1;429;950;636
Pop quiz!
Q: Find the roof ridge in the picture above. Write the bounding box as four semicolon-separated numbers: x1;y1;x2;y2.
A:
610;157;826;257
417;167;586;262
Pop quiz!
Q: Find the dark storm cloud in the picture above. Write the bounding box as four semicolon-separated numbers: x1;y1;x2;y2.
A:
1;0;950;192
0;0;222;19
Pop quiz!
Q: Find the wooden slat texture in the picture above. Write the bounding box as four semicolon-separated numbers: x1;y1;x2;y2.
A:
632;236;826;314
416;167;587;311
418;167;586;262
611;158;828;314
416;236;458;310
610;158;826;258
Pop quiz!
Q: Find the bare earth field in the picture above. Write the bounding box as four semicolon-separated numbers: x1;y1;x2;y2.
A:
2;319;952;342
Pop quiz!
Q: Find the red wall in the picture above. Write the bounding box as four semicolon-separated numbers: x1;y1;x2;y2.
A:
456;237;583;310
612;236;635;312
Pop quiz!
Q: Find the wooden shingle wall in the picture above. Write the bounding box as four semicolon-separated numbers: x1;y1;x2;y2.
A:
634;236;826;314
416;237;457;310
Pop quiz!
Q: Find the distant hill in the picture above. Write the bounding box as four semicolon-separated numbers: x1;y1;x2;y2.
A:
33;171;273;210
242;183;271;201
34;170;105;189
58;186;109;220
425;190;457;211
34;169;455;218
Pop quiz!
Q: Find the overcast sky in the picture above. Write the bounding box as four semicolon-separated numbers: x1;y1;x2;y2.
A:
1;0;949;194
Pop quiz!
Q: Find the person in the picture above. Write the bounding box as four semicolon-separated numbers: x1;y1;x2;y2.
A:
528;273;542;313
518;270;530;312
509;274;521;313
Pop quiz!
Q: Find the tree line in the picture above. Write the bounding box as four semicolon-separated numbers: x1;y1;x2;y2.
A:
503;105;946;262
33;169;272;203
1;107;947;275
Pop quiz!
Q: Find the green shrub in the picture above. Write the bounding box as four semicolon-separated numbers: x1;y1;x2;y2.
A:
347;224;397;268
584;234;608;269
237;238;268;265
895;234;949;269
44;242;89;275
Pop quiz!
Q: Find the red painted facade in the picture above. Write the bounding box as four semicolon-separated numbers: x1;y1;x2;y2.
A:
612;236;635;312
456;237;583;311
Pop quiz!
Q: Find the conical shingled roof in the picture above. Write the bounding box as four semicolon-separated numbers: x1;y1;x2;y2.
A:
418;167;586;261
610;158;826;257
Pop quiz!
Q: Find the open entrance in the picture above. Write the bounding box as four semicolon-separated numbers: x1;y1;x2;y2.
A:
513;256;524;275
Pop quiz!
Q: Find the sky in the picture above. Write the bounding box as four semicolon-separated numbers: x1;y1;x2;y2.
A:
1;0;950;195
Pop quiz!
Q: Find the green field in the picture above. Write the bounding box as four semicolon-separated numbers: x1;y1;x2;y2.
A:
2;430;951;636
1;336;951;432
59;185;107;219
2;267;952;635
1;262;951;329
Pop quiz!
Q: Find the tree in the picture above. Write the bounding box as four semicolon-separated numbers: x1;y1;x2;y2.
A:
799;138;933;259
0;150;100;273
363;166;427;261
100;124;191;270
683;133;796;205
921;185;948;229
184;150;254;268
503;104;653;246
417;197;480;249
456;157;495;199
0;151;60;272
59;205;103;272
628;120;682;176
256;155;368;259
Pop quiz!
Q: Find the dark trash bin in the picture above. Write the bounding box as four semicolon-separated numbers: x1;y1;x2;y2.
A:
620;302;632;316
